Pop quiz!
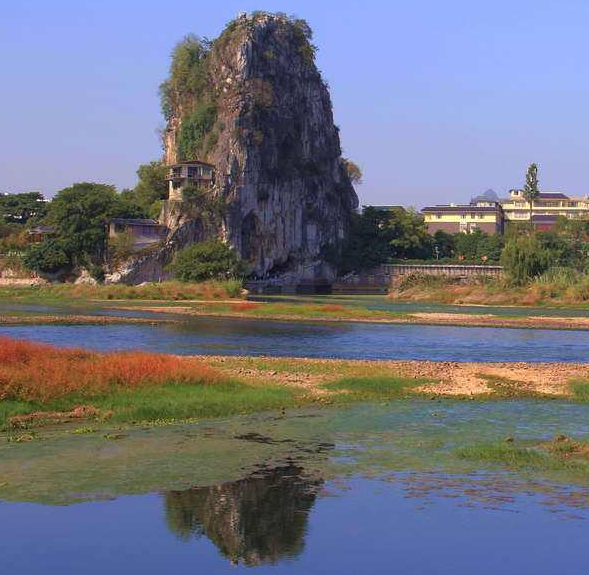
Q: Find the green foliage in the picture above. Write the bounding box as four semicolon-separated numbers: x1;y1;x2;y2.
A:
0;192;47;224
48;183;142;262
22;183;143;274
0;225;28;255
340;207;432;272
170;240;244;282
130;161;168;214
23;238;71;273
177;103;217;161
432;230;455;258
159;35;211;118
324;376;432;403
522;163;540;228
501;233;553;285
453;229;505;262
108;230;136;263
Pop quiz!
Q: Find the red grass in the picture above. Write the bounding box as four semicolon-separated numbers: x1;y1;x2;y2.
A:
230;302;262;312
0;336;220;401
320;304;346;313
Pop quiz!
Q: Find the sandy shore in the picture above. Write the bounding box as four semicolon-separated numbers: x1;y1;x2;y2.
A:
199;354;589;398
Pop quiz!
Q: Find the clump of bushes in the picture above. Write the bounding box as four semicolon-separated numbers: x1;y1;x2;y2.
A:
500;234;553;286
170;240;245;283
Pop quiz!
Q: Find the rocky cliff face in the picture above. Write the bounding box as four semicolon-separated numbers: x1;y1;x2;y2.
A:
112;12;358;284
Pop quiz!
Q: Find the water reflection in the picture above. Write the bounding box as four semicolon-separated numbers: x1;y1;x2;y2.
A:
164;464;323;566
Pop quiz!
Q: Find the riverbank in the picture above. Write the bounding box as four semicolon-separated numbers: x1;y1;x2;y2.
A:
0;280;244;302
0;314;178;325
389;275;589;307
3;337;589;432
103;302;589;331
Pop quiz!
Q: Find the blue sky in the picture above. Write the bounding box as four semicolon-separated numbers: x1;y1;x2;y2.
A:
2;0;589;207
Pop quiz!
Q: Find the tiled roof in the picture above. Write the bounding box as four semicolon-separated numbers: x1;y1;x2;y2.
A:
422;205;500;213
169;160;215;168
537;192;569;199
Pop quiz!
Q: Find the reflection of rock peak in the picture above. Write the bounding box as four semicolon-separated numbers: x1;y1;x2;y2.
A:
164;465;322;566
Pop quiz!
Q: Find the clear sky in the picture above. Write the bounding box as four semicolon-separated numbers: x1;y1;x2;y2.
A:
2;0;589;208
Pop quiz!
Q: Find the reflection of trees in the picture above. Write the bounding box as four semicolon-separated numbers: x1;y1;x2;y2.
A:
164;465;322;566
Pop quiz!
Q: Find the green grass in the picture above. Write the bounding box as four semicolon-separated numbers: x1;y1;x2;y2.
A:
0;280;243;302
200;301;411;323
570;381;589;402
0;380;301;428
456;441;589;474
324;376;433;402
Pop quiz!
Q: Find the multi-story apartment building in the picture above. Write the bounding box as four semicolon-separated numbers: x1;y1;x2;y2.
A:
422;190;504;234
422;189;589;235
501;189;589;229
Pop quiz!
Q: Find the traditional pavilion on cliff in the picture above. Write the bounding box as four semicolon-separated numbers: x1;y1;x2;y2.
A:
165;160;215;201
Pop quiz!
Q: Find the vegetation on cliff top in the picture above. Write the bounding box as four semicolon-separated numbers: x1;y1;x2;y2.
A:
159;12;319;163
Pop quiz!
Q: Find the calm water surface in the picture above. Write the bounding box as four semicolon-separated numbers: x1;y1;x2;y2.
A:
3;400;589;574
1;317;589;362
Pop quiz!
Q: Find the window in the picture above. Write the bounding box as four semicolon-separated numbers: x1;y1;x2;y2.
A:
478;214;484;219
460;214;466;219
436;214;442;219
187;167;198;178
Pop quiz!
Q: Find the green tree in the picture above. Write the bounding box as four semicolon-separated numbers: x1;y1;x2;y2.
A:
131;161;169;214
0;192;47;224
522;163;539;230
433;230;455;258
388;208;432;259
44;182;142;265
500;234;553;285
23;238;71;273
170;239;244;282
339;207;432;272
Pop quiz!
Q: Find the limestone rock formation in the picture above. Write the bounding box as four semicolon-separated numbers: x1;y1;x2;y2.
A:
111;12;358;284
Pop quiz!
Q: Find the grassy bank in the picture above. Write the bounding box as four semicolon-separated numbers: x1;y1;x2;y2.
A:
0;337;445;430
457;437;589;475
0;337;299;428
389;272;589;307
4;337;589;432
0;280;244;302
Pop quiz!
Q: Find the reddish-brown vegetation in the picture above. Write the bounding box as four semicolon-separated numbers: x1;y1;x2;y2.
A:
320;304;346;313
0;336;220;401
230;302;262;312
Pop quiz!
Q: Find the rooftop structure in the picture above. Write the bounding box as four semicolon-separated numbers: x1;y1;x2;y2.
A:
422;202;503;235
500;189;589;225
422;187;589;235
107;219;167;251
166;160;215;201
